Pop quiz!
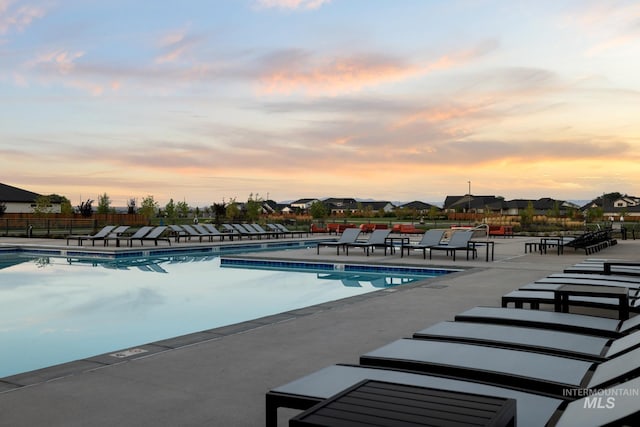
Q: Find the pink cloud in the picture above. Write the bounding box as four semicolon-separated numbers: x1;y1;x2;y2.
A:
258;41;498;96
155;29;198;64
0;1;45;34
259;54;417;95
562;2;640;56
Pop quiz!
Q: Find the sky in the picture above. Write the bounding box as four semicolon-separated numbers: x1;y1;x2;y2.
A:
1;0;639;207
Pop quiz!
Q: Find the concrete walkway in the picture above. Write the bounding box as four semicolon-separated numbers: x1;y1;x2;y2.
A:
0;235;638;426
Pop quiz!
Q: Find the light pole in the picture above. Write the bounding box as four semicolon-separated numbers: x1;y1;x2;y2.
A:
467;181;471;221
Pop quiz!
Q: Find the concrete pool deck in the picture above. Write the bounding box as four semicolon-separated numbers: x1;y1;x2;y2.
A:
0;234;638;426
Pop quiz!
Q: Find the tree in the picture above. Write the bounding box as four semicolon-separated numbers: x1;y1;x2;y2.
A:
58;196;73;215
245;193;263;222
427;205;439;225
586;206;603;223
176;201;190;218
139;195;158;220
211;202;226;225
362;204;374;219
547;201;560;219
520;201;535;228
97;193;111;214
77;199;93;217
46;194;73;215
32;195;52;216
603;192;622;202
0;201;6;216
309;201;328;220
164;199;177;222
225;198;240;222
127;198;136;214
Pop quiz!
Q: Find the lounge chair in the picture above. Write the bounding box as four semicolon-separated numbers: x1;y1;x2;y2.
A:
345;229;391;256
316;228;361;255
401;229;446;258
191;224;228;241
102;225;131;247
310;224;329;234
501;288;640;317
267;364;640;427
230;223;266;239
565;261;640;276
115;226;153;247
167;224;189;242
247;223;279;239
177;224;216;242
545;272;640;284
268;223;307;238
413;321;640;362
454;306;640;338
266;364;562;427
138;225;171;246
216;224;243;239
501;275;640;313
428;230;476;261
200;224;233;241
359;337;640;397
66;225;117;246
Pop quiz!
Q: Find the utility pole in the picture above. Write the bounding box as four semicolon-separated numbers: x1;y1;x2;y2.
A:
467;181;471;223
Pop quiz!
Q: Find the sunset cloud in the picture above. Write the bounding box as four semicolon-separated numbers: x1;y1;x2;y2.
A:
1;1;638;204
0;1;45;34
562;1;640;56
258;50;416;95
155;28;200;64
257;41;498;96
31;50;85;75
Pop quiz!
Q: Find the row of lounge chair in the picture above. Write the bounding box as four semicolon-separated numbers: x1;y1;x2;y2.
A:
267;260;640;426
66;225;170;247
527;229;617;256
65;223;307;246
316;228;479;260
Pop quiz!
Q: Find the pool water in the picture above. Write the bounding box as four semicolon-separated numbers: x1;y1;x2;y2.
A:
0;253;447;378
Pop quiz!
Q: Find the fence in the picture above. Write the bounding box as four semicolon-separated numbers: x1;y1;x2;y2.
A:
0;214;149;237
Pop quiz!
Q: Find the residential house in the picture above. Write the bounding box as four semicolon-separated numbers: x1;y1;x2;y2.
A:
503;198;578;216
582;195;640;220
443;195;505;214
0;183;62;214
261;199;282;215
397;201;440;215
323;198;357;215
356;201;395;214
322;198;394;215
288;198;320;213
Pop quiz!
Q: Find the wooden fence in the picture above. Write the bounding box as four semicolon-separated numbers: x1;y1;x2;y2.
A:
0;213;149;237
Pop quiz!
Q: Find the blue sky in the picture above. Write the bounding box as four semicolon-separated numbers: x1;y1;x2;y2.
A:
1;0;639;206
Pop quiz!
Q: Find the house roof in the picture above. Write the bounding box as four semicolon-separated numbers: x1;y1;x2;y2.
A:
355;201;394;210
398;201;438;211
444;195;504;210
0;183;42;203
580;196;640;213
323;197;357;206
290;198;317;205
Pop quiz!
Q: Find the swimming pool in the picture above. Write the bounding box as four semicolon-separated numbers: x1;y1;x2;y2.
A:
0;252;454;379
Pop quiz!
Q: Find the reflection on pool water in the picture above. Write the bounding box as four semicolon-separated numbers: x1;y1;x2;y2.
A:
0;253;451;378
